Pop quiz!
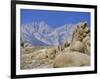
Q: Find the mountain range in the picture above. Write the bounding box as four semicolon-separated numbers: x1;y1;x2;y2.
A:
21;21;77;46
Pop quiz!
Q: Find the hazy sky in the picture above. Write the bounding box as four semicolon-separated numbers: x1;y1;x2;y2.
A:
21;9;90;28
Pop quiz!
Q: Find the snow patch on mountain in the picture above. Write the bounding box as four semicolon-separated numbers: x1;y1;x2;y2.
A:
21;21;77;46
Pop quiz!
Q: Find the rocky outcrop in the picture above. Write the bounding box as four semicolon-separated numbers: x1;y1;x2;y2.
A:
55;22;91;55
71;22;90;42
53;52;90;68
70;22;90;55
34;48;58;65
83;35;91;55
70;41;84;53
57;40;69;52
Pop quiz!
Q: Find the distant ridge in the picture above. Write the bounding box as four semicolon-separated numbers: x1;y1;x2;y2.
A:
21;21;87;46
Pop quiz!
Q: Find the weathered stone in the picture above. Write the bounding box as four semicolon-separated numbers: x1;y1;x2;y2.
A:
82;35;90;55
47;48;57;59
53;52;90;68
70;41;84;53
63;47;71;52
71;22;90;43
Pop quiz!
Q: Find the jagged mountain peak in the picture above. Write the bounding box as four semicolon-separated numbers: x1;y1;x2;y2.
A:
21;21;87;46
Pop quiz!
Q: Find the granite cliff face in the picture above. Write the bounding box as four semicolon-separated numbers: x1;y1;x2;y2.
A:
71;22;90;42
20;22;91;69
70;22;90;55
